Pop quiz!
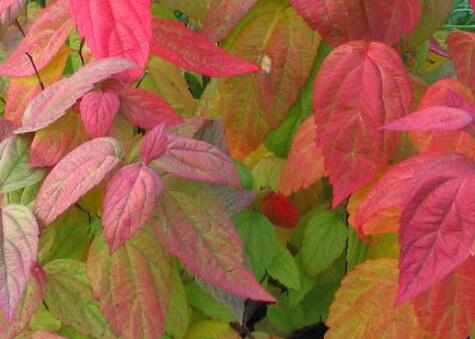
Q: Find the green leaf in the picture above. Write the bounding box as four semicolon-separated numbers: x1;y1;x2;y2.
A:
233;210;278;279
233;159;254;190
184;282;234;323
264;42;332;157
165;268;190;339
0;136;45;193
252;157;285;192
184;320;240;339
4;181;40;208
29;304;62;332
38;207;90;264
347;227;368;271
301;209;348;276
44;259;115;339
267;245;300;290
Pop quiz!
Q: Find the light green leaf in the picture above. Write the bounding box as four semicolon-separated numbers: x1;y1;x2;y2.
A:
252;157;285;192
29;304;62;332
184;320;240;339
165;268;190;339
347;227;368;271
267;245;300;290
185;282;234;323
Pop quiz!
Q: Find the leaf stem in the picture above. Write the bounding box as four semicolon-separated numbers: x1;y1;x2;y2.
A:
25;52;44;90
442;24;475;29
14;19;25;37
79;38;85;65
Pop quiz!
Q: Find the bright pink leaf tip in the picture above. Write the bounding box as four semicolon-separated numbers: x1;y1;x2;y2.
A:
140;123;168;164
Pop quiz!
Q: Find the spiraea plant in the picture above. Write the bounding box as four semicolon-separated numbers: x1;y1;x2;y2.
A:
0;0;474;338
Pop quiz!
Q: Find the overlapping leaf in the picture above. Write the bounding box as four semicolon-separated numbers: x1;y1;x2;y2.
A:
413;256;475;339
217;0;319;158
88;230;171;338
16;57;137;134
0;0;74;76
0;205;39;318
140;124;168;164
35;137;123;225
150;18;259;77
447;31;475;90
313;41;412;206
289;0;422;46
103;163;164;252
326;259;425;338
69;0;152;81
80;89;120;138
151;178;276;303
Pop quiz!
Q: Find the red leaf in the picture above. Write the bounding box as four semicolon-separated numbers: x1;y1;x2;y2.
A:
80;89;120;138
15;57;137;134
140;124;168;164
447;31;475;90
279;116;325;195
383;106;474;131
35;137;123;225
313;41;412;207
152;178;276;303
151;133;241;188
0;205;39;318
396;153;475;304
260;192;299;229
68;0;152;81
0;0;74;77
413;256;475;339
200;0;257;42
118;87;183;130
289;0;421;46
472;0;475;9
103;164;163;252
409;79;475;159
150;18;260;77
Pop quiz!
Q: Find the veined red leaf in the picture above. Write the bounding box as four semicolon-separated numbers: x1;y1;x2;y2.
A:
30;111;87;168
279;116;325;195
200;0;257;42
0;0;26;32
289;0;422;46
152;178;276;303
118;87;183;130
151;133;241;188
68;0;152;81
80;89;120;138
260;192;299;229
447;31;475;90
396;153;475;304
409;79;475;160
103;163;164;252
413;256;475;339
150;18;259;77
353;153;458;237
35;137;123;226
0;119;15;143
15;57;137;134
383;106;474;131
0;0;73;77
314;41;412;207
0;205;39;318
88;230;171;338
140;124;168;164
326;259;425;338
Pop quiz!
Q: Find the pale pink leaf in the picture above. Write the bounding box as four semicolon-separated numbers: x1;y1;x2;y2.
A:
384;106;474;131
0;119;16;142
151;178;276;303
15;57;137;134
140;123;168;164
68;0;152;81
0;205;39;318
118;87;183;130
35;137;123;225
80;89;120;138
103;163;164;252
151;133;241;188
0;0;74;77
150;18;260;77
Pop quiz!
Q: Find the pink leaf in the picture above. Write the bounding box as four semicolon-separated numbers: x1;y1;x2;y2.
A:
35;137;123;225
289;0;421;46
0;205;39;318
103;164;163;252
118;87;183;130
140;123;168;164
68;0;152;81
396;153;475;304
0;0;74;77
151;133;241;188
150;18;260;77
15;57;137;134
0;0;27;32
80;89;120;138
0;119;16;143
383;106;474;131
152;178;276;303
447;31;475;90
